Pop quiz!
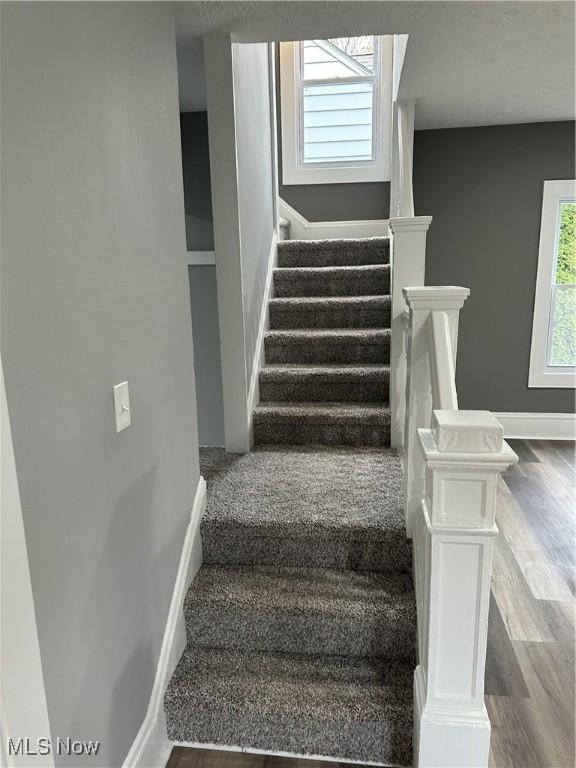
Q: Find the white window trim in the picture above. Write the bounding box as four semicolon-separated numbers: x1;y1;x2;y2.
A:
279;37;393;185
528;179;576;389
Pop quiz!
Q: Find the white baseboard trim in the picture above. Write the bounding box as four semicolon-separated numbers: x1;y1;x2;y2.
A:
495;412;576;440
122;477;207;768
279;198;389;241
173;741;389;767
247;231;278;446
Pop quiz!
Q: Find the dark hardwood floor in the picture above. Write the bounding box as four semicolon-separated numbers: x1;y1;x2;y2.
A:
166;440;575;768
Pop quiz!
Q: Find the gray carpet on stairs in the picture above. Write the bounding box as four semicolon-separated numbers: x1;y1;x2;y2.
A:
277;237;390;267
165;646;413;765
264;328;391;364
256;236;392;448
253;402;391;447
165;446;414;765
184;564;416;660
164;237;414;766
273;264;390;297
269;295;391;329
200;447;409;572
259;364;390;403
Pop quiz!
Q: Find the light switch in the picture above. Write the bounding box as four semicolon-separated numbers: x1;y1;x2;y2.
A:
113;381;131;433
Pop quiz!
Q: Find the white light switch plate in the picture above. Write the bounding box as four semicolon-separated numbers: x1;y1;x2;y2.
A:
113;381;131;433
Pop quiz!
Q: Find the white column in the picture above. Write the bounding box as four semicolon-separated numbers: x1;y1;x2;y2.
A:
204;32;249;453
413;410;518;768
388;217;432;449
390;99;415;219
403;286;469;534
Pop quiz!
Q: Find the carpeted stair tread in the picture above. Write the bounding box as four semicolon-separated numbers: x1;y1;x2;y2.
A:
269;295;391;329
264;328;391;364
277;237;390;268
259;364;390;403
164;645;413;765
200;447;409;571
184;564;416;660
273;264;390;297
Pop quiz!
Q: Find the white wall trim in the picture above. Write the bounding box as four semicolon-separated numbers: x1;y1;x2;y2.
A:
247;231;278;446
494;412;576;440
279;198;388;240
122;477;206;768
205;31;250;454
528;179;576;389
269;42;280;231
186;251;216;266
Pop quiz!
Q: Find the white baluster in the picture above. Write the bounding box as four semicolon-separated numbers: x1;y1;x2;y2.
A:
413;410;518;768
388;218;432;450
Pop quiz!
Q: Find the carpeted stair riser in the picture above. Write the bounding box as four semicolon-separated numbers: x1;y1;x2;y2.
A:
277;237;390;268
253;403;390;447
269;296;391;330
264;329;391;365
201;517;410;573
164;646;412;766
259;365;389;403
184;565;416;661
273;265;390;297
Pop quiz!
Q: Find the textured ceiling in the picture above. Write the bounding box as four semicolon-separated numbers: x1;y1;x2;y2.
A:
175;1;575;128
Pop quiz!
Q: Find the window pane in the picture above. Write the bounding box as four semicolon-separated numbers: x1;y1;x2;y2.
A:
302;81;373;163
302;37;375;81
555;202;576;284
547;200;576;366
548;285;576;366
328;37;375;72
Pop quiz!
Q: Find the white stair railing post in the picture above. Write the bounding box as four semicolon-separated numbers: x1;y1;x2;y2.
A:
403;287;469;535
413;410;518;768
388;217;432;450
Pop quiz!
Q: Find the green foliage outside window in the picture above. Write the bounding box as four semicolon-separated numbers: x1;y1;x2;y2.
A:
555;202;576;284
549;202;576;366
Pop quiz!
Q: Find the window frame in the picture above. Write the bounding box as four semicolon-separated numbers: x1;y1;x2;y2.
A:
279;37;392;185
528;179;576;389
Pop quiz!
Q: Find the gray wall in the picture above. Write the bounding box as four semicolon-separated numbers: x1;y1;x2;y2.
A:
188;266;225;445
413;121;575;413
233;43;276;383
180;111;214;250
179;113;224;445
275;47;391;222
0;4;199;766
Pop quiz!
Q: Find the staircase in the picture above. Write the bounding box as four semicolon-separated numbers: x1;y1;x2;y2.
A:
254;238;391;447
164;237;416;766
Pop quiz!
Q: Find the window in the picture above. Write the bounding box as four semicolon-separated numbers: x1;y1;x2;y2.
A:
529;180;576;388
279;36;392;185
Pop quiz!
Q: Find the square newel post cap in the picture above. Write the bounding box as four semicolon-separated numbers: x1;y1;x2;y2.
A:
389;215;433;233
403;286;470;311
433;410;504;453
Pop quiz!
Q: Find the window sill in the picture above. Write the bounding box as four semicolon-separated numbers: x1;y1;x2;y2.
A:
528;369;576;389
282;163;390;186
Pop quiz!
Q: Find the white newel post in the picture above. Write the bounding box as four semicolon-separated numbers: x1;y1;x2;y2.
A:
388;217;432;450
413;410;518;768
402;287;470;535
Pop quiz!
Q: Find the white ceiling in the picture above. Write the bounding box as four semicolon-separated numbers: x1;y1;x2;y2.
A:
175;1;575;129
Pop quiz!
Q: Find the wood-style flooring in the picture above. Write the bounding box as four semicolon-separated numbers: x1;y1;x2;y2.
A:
166;440;575;768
